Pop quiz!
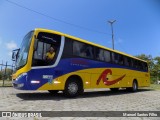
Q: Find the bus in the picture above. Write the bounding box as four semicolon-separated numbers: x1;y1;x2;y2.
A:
12;28;150;97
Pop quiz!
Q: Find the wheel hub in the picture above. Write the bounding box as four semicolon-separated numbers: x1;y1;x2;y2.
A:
68;82;78;94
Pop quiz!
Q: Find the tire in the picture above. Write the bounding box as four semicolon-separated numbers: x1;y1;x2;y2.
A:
126;80;138;92
110;88;119;92
48;90;59;94
132;80;138;92
63;78;82;98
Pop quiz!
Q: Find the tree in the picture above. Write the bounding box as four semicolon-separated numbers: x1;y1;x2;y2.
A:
0;68;13;80
153;57;160;80
5;68;13;80
0;71;2;80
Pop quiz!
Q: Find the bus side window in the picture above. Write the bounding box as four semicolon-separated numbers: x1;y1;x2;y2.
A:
127;58;132;66
32;32;61;67
112;53;118;64
142;62;148;71
124;57;129;66
85;46;94;58
95;48;100;60
99;49;104;61
73;41;87;58
95;48;104;61
130;59;134;67
73;41;81;55
34;41;43;60
104;50;111;62
133;60;136;68
139;61;143;70
144;63;148;71
134;60;139;69
119;55;124;65
80;44;87;57
62;37;73;58
137;61;140;69
112;53;123;65
43;43;51;60
95;48;111;62
34;42;51;60
73;41;94;59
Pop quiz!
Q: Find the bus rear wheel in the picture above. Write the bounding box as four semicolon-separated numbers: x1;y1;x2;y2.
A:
126;80;138;92
63;78;82;98
132;80;138;92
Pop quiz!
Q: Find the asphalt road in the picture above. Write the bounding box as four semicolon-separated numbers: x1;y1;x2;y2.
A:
0;87;160;120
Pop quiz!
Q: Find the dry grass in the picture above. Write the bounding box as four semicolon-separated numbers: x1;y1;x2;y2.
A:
0;80;12;87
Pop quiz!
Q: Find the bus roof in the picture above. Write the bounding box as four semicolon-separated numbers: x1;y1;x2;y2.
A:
35;28;147;63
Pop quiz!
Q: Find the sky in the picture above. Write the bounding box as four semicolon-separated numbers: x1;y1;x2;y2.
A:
0;0;160;65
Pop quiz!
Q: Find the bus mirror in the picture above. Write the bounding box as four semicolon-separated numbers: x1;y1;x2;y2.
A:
12;49;19;61
34;38;38;51
12;52;16;61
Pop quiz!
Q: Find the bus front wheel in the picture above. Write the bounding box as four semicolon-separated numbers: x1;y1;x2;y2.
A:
63;78;82;97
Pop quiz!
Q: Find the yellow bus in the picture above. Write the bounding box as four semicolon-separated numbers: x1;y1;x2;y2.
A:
12;28;150;97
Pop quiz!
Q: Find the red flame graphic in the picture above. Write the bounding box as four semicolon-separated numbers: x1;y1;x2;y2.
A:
96;69;126;86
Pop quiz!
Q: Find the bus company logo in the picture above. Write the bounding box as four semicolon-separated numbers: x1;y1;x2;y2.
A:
71;59;89;67
96;69;126;86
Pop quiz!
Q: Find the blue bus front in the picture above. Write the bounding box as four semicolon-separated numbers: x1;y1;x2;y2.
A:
12;29;64;90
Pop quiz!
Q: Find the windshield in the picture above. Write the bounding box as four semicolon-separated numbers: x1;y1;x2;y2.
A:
16;31;33;69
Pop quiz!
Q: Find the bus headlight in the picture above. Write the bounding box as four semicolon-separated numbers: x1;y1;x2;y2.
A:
16;73;27;81
17;83;24;88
